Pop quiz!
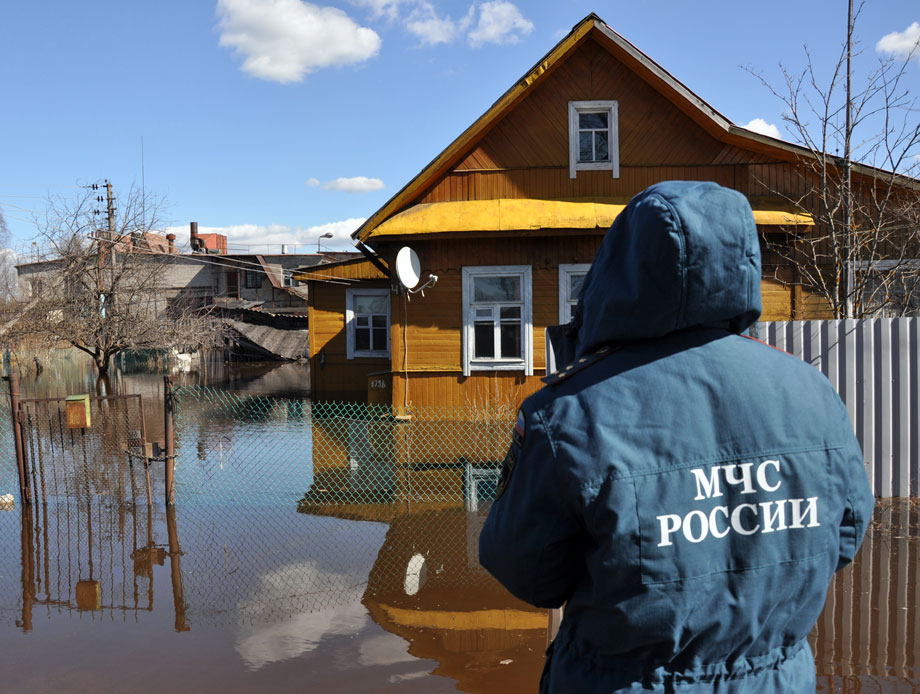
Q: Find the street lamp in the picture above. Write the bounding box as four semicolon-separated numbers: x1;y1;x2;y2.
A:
317;232;333;252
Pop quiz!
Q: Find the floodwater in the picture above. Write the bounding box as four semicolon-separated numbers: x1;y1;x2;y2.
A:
0;351;917;692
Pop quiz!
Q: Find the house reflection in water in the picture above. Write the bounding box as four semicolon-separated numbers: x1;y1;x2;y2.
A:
300;499;549;691
297;494;920;692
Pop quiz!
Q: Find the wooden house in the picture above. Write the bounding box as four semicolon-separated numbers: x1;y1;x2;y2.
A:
299;13;910;411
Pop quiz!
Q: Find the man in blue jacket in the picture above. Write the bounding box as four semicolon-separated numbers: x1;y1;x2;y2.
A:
479;181;874;693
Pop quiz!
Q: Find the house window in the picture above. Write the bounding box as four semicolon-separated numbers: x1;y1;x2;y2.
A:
282;271;298;288
568;101;619;179
346;288;390;359
559;264;591;323
244;270;262;289
462;266;532;376
853;259;920;317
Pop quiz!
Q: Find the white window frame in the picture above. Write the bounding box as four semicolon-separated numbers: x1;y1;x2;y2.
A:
852;259;920;317
558;263;591;324
281;270;298;288
462;265;533;377
346;288;390;360
568;100;619;179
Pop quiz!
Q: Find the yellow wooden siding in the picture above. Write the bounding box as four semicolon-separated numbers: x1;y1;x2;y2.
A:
392;371;545;414
760;277;793;321
295;257;387;282
308;279;391;401
387;236;603;376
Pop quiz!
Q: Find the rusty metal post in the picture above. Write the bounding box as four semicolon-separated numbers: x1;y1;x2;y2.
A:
166;505;189;632
136;394;154;510
164;376;176;506
18;505;35;631
4;370;31;505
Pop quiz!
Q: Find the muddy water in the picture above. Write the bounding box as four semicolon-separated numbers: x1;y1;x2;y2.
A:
811;499;920;692
0;497;545;692
1;494;916;694
0;352;917;692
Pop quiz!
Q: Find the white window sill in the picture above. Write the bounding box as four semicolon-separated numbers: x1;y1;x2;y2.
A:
351;351;389;359
468;361;527;372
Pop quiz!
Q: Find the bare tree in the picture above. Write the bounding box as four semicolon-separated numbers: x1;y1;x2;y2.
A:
0;206;17;301
10;184;225;378
751;3;920;318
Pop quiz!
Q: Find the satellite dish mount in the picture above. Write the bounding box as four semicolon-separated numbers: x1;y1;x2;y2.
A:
395;246;438;296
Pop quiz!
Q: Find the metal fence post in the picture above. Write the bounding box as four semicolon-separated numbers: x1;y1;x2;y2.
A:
164;376;176;506
4;369;31;505
166;504;189;632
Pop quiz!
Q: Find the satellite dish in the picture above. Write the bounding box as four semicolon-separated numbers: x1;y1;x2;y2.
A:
404;553;427;596
395;246;421;289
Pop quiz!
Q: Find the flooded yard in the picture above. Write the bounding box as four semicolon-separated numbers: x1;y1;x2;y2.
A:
0;353;917;692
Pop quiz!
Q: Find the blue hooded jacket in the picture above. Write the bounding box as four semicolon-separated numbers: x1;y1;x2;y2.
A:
479;181;874;693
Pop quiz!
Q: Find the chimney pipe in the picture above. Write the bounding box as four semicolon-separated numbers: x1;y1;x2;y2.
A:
166;233;177;254
189;222;201;252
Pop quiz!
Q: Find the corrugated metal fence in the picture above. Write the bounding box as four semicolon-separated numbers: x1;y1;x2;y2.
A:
757;319;919;498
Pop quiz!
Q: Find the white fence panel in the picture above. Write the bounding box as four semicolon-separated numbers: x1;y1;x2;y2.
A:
757;319;918;498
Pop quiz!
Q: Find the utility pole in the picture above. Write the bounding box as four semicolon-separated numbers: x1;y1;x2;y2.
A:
94;180;117;317
106;180;116;238
92;182;106;298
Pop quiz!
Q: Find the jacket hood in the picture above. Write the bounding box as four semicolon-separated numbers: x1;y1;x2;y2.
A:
575;180;761;357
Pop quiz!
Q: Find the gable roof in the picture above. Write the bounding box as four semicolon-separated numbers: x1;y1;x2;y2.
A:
353;14;822;244
354;13;917;245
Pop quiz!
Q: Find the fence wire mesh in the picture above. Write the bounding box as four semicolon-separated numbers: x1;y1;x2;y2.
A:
165;386;521;629
0;392;162;630
19;395;153;505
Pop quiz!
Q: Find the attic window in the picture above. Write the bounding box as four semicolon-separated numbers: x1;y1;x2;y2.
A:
568;101;619;179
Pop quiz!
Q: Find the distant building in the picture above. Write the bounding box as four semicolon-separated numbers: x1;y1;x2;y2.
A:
16;222;360;360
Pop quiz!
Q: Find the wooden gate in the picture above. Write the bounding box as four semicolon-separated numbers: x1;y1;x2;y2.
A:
17;393;153;506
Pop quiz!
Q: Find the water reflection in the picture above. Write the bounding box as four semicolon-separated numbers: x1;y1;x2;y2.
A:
14;497;159;629
3;488;918;691
1;350;916;692
812;499;920;691
360;504;547;692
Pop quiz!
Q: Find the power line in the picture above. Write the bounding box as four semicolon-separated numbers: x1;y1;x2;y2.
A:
82;234;358;285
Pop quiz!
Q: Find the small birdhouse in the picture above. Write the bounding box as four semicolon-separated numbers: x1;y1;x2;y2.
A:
65;394;91;429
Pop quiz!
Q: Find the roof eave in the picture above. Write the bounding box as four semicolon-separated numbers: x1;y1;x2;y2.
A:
352;15;600;244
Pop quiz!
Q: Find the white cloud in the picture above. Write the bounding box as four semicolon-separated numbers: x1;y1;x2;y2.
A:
743;118;782;139
352;0;409;21
357;633;416;667
305;177;321;187
322;176;385;192
236;560;370;669
216;0;381;83
467;1;533;48
372;1;530;49
876;22;920;65
405;2;471;46
164;218;365;251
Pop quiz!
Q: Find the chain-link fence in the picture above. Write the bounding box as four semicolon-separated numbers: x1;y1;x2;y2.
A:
303;399;513;508
18;395;153;505
166;386;524;630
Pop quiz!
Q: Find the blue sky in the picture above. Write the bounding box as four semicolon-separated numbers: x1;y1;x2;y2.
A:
1;1;917;255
